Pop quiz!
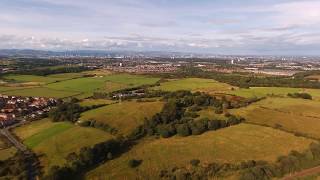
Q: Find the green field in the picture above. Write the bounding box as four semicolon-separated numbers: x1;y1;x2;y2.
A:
86;124;313;180
80;100;164;136
228;87;320;100
152;78;233;94
13;119;113;173
0;73;160;99
229;97;320;139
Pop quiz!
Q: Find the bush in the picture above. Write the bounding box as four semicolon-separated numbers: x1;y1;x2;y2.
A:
128;159;142;168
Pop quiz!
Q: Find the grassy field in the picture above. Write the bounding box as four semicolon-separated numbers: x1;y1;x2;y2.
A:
80;100;164;136
228;87;320;100
0;73;160;99
13;119;113;173
86;124;313;180
152;78;233;93
229;97;320;139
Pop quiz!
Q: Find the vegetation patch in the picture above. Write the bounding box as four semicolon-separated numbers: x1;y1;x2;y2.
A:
86;124;313;179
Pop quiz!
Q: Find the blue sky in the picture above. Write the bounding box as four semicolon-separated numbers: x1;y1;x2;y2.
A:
1;0;320;55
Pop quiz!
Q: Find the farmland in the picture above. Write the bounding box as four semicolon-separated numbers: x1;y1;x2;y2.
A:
229;97;320;139
13;119;113;173
86;124;313;179
152;78;233;93
79;100;164;136
0;73;160;99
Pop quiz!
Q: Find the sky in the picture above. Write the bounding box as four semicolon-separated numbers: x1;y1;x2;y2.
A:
1;0;320;55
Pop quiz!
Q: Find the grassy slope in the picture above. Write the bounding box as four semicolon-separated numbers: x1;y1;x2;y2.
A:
13;119;113;173
153;78;232;93
0;139;17;161
229;97;320;139
80;101;164;136
86;124;313;180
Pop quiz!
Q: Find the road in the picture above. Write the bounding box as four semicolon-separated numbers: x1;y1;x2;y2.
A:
0;122;39;180
282;166;320;180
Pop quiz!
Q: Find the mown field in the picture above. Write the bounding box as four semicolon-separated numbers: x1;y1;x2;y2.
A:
79;100;164;136
78;99;116;107
0;72;160;99
152;78;233;93
13;119;113;173
229;97;320;139
86;124;313;180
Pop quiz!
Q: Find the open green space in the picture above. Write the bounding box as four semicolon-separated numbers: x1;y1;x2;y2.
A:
229;97;320;139
13;119;114;173
228;87;320;100
5;87;79;98
152;78;233;94
80;100;164;136
195;107;228;121
86;124;313;180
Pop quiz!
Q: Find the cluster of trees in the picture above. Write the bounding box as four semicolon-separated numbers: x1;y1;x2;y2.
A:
46;139;124;180
49;99;105;122
17;66;91;76
129;91;244;139
159;142;320;180
287;92;312;100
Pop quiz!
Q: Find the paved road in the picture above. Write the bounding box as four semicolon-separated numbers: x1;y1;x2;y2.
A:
282;166;320;180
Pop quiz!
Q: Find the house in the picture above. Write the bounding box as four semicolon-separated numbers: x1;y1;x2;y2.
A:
0;113;16;127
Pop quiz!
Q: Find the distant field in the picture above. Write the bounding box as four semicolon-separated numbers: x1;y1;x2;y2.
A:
228;87;320;100
80;100;164;136
0;73;159;99
86;124;313;180
229;97;320;139
4;87;79;98
152;78;233;93
13;119;113;173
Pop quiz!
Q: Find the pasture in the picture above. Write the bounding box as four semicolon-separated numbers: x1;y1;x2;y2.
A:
152;78;233;93
78;99;115;107
86;124;313;180
13;119;113;173
79;100;164;136
229;97;320;139
195;107;227;121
